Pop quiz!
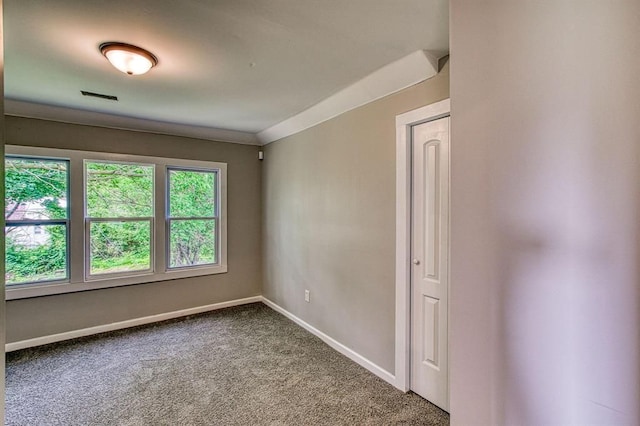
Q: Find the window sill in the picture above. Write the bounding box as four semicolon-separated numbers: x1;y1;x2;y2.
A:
5;265;228;300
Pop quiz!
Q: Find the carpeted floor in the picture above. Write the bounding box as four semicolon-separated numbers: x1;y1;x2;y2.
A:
6;303;449;425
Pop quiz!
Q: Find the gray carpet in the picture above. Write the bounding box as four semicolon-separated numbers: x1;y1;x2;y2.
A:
6;303;449;425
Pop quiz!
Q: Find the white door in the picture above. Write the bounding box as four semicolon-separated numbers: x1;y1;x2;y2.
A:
410;117;449;411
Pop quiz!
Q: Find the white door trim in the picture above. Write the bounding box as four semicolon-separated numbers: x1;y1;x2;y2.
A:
395;98;450;391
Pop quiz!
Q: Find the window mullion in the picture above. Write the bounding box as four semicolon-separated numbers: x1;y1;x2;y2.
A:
86;217;153;222
69;152;85;284
5;219;69;226
166;216;216;221
156;164;167;273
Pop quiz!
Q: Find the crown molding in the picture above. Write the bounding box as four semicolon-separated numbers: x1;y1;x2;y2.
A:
5;50;441;147
257;50;440;145
4;99;261;145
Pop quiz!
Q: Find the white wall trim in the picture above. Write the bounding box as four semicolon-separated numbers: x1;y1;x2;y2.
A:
257;50;440;145
5;296;262;352
261;297;398;388
8;294;406;392
6;51;444;148
5;99;261;146
395;98;450;391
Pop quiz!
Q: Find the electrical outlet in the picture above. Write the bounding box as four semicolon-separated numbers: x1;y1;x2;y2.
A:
304;290;310;303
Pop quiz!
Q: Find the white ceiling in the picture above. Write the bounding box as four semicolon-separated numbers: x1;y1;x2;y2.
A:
4;0;449;143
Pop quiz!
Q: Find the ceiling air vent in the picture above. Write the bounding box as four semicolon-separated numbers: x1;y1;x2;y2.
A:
81;90;118;101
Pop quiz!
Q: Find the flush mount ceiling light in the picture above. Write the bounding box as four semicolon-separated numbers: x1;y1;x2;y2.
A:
99;42;158;76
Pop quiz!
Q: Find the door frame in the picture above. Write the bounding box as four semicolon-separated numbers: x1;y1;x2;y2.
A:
394;98;450;392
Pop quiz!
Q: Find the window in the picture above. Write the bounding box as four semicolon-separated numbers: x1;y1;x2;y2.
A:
4;146;227;300
5;156;69;286
167;168;218;268
85;161;154;277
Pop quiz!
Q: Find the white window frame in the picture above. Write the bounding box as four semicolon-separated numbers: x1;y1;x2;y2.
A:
166;167;220;270
4;155;71;286
5;146;228;300
84;159;156;281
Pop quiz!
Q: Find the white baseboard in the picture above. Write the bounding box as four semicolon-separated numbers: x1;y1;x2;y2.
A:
260;296;398;389
6;296;262;352
7;294;400;392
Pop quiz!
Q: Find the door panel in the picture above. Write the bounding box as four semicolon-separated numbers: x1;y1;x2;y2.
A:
411;117;449;411
421;295;440;367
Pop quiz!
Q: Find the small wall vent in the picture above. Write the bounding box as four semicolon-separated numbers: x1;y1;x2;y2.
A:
81;90;118;101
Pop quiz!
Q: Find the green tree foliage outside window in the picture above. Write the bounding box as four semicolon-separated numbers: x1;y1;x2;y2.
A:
86;162;153;275
5;157;220;286
4;157;68;285
168;169;217;268
86;162;153;217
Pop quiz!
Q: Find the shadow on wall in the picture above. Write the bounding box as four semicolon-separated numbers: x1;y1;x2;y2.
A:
450;1;640;424
493;100;640;425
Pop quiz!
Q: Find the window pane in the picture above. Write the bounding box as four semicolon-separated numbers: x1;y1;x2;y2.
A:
5;224;67;285
90;221;151;275
5;157;68;220
86;162;153;218
169;169;216;218
169;219;216;268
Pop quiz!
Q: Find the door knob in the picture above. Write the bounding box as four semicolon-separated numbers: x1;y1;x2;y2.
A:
412;259;420;265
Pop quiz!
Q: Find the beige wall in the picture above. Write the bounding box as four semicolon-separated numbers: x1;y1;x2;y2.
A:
450;1;640;424
262;60;449;373
5;117;262;342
